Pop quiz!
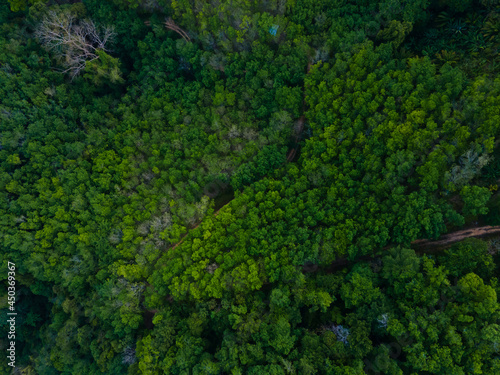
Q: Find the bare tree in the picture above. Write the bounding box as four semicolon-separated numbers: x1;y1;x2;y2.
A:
326;324;350;344
377;313;389;329
444;149;491;190
122;346;136;365
35;10;115;79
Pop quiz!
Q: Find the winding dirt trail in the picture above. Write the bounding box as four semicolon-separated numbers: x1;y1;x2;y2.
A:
411;225;500;252
316;225;500;274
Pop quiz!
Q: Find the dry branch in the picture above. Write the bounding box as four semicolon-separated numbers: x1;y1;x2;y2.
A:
35;10;115;79
164;18;191;42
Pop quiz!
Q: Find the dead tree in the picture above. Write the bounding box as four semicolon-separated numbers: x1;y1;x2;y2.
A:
164;18;191;42
35;10;115;79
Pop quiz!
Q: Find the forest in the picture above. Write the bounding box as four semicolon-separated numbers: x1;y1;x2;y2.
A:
1;0;500;373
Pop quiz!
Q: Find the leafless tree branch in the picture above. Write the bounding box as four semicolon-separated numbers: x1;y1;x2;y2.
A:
35;10;115;79
164;17;191;42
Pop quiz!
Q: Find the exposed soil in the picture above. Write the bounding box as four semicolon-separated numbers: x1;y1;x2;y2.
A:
411;225;500;253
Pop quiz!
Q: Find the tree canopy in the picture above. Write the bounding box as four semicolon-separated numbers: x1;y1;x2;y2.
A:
1;0;500;373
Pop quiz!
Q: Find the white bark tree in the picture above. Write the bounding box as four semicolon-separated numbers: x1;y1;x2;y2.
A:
35;10;115;79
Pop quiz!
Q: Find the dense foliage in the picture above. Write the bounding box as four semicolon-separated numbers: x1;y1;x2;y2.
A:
1;0;500;373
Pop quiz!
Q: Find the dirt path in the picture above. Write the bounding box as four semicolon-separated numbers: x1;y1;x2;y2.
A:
286;63;310;163
315;225;500;274
170;222;200;251
411;225;500;252
145;223;500;321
